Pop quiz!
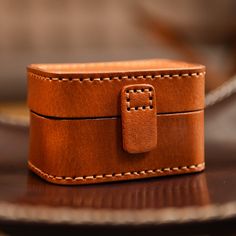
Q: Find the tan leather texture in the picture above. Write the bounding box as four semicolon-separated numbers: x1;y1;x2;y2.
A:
27;59;205;185
121;84;157;153
28;59;205;118
28;110;204;185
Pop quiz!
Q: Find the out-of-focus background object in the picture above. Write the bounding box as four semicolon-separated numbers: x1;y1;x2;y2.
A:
0;0;236;101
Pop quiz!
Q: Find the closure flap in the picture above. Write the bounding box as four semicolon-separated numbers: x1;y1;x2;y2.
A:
121;84;157;154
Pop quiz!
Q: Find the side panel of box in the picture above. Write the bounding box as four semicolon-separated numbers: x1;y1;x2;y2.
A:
28;111;204;184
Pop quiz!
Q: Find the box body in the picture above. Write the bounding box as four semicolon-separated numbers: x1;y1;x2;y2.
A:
27;59;205;185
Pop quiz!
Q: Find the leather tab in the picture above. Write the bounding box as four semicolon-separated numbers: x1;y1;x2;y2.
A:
121;84;157;153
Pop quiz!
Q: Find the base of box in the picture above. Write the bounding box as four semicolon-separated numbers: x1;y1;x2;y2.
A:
29;110;205;185
28;160;205;185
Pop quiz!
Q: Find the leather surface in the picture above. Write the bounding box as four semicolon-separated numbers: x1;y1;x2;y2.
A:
27;59;205;184
121;84;157;153
27;59;205;118
29;110;204;185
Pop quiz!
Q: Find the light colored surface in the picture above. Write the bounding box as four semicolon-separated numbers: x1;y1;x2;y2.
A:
0;102;28;117
0;102;29;126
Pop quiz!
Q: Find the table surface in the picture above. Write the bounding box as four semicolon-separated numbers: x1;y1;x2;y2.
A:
0;94;236;235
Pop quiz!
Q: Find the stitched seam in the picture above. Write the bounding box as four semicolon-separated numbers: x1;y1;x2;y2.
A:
28;161;205;182
126;88;153;111
29;72;205;82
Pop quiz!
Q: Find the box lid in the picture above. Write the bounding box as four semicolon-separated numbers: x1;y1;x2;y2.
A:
27;59;205;118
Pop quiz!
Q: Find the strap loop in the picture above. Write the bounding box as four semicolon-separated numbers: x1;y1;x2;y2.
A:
121;84;157;153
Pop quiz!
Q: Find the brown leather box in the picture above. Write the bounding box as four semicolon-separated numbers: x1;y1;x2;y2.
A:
27;59;205;185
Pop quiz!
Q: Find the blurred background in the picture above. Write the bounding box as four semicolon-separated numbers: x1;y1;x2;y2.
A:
0;1;236;234
0;0;236;119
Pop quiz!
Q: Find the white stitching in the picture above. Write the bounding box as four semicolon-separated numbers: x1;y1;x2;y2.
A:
126;87;153;111
29;72;205;82
28;161;205;182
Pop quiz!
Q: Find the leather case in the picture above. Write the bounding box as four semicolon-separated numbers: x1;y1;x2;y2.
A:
27;59;205;185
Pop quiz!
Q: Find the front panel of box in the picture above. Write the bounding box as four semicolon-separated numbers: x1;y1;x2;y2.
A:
28;110;204;185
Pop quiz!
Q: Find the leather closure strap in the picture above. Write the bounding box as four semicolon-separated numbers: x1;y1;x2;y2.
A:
121;84;157;153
